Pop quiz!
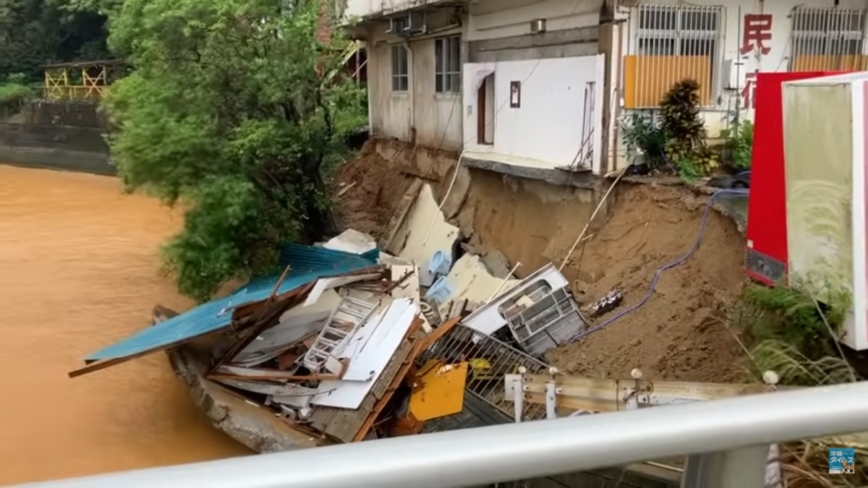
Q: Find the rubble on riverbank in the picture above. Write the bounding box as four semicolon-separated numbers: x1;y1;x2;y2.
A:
72;183;592;447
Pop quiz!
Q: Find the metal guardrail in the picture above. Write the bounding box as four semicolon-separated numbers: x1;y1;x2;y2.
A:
21;381;868;488
420;324;550;422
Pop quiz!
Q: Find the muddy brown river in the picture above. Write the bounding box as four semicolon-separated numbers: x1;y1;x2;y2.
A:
0;165;249;485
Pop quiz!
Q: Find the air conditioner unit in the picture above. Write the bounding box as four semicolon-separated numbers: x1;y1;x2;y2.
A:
386;16;407;35
530;18;547;34
404;11;426;34
723;58;747;90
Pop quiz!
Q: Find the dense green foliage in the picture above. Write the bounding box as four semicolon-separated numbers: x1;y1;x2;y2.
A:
0;0;109;81
721;120;753;171
105;0;365;301
620;112;667;168
729;281;857;387
740;283;846;361
659;79;717;178
0;79;35;117
620;79;719;179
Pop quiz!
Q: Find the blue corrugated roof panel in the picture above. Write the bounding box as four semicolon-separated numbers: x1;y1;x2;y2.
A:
85;245;379;362
278;244;379;272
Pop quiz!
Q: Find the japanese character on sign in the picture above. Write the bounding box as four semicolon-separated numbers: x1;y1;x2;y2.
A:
740;14;773;56
829;447;857;474
741;72;757;109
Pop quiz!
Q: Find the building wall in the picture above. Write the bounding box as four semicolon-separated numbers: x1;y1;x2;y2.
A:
467;0;603;41
461;0;607;173
463;55;605;172
612;0;868;170
365;11;464;151
361;0;610;169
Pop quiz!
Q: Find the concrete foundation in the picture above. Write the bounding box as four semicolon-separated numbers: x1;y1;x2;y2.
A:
166;340;326;453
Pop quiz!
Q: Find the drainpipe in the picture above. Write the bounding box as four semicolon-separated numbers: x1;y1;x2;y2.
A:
611;18;626;172
405;39;417;144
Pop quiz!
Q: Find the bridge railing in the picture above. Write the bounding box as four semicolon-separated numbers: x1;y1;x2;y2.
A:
22;381;868;488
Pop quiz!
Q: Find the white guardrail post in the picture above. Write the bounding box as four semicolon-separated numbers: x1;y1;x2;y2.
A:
682;445;771;488
19;382;868;488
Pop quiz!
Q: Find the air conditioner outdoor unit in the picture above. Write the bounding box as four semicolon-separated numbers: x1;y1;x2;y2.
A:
530;18;547;34
404;11;426;34
386;16;406;35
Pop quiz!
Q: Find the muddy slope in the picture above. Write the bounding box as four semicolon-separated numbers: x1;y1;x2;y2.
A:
331;143;415;240
333;147;748;383
549;184;747;382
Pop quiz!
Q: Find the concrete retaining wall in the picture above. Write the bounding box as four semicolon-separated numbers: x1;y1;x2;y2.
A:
0;100;114;175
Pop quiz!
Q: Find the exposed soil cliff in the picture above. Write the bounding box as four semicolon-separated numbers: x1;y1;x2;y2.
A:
332;142;748;382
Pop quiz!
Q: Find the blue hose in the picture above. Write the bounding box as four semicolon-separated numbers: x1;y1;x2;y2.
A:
568;188;750;344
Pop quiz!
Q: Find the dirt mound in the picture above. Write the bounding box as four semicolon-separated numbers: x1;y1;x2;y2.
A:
334;146;748;383
549;183;747;382
331;141;415;238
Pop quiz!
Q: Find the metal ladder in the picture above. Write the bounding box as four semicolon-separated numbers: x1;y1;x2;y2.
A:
303;296;376;373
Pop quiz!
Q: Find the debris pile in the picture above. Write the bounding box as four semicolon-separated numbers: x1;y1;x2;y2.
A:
70;184;590;449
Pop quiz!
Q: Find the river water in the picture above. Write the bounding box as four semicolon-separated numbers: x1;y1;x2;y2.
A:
0;165;249;485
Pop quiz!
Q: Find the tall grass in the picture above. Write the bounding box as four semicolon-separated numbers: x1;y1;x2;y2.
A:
728;283;866;486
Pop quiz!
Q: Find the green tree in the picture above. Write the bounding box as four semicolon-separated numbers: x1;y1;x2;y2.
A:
104;0;365;302
0;0;109;80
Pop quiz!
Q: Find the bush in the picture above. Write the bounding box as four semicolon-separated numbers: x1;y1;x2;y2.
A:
721;120;753;171
739;283;847;362
726;282;864;485
620;112;668;168
660;79;717;177
0;80;34;118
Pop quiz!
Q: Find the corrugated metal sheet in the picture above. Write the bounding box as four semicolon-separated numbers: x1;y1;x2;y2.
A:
278;244;379;271
85;245;379;362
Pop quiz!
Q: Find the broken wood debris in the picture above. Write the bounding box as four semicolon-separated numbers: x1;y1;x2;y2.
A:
71;205;585;451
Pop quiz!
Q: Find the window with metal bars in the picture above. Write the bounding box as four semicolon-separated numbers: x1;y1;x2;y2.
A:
627;4;723;108
391;44;409;92
636;5;722;57
790;8;866;72
435;36;461;94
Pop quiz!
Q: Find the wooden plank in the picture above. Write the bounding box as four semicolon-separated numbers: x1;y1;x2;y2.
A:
380;179;423;253
307;317;425;443
351;316;426;441
307;339;413;442
417;316;462;352
210;282;314;373
207;372;341;382
69;328;218;378
352;339;422;441
230;267;382;322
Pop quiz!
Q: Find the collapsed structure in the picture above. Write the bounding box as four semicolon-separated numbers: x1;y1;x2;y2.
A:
69;182;787;486
69;183;596;447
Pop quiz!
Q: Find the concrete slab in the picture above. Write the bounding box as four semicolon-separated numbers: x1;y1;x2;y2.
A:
396;184;461;266
439;254;519;317
167;342;325;453
463;149;596;189
440;164;471;219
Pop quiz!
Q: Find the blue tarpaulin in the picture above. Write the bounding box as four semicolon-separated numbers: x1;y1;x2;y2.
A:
85;245;379;363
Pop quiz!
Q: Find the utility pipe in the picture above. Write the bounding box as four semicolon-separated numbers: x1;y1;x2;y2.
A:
25;381;868;488
404;38;416;143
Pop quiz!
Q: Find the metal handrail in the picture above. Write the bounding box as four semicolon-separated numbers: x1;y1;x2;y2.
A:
21;381;868;488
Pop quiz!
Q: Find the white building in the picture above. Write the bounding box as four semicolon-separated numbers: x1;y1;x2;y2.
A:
341;0;868;176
